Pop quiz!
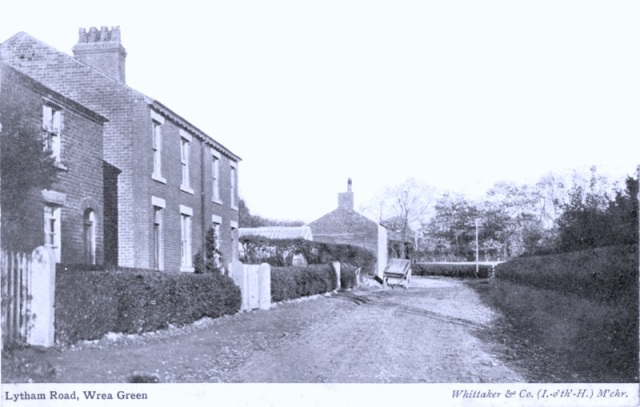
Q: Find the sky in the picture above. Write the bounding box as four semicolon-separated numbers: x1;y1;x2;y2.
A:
1;1;638;223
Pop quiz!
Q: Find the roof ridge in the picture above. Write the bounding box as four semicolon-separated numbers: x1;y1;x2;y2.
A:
1;31;241;160
2;32;147;99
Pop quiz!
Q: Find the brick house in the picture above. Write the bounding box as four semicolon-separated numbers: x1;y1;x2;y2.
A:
307;179;388;276
0;62;107;264
0;27;241;272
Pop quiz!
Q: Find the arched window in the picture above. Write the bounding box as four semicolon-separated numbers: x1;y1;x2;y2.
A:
83;209;96;265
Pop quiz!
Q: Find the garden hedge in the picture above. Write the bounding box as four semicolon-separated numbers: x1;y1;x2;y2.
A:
240;236;377;274
270;264;336;302
412;263;493;279
494;244;638;304
55;266;241;345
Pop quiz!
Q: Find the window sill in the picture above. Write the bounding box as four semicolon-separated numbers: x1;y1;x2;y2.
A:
152;173;167;184
231;205;239;211
180;266;194;273
54;161;68;171
212;198;223;206
181;185;194;195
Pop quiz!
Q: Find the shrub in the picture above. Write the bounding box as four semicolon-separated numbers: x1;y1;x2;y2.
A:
412;263;493;279
55;267;241;345
270;264;335;303
240;236;377;274
494;244;638;304
193;227;224;274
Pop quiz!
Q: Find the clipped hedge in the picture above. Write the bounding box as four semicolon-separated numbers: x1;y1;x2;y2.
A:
270;264;336;302
240;237;377;275
494;244;638;304
55;267;241;345
412;263;493;279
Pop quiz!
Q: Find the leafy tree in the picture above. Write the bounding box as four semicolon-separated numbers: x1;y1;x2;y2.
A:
424;193;479;260
482;181;542;258
238;198;303;228
0;106;58;251
556;173;638;252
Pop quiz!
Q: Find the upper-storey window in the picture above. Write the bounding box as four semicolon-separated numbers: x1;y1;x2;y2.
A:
181;139;190;187
230;162;238;210
150;110;166;183
212;149;221;204
152;121;162;177
180;130;193;194
42;104;62;162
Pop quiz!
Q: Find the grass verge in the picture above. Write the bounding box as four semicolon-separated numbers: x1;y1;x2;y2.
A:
470;279;638;382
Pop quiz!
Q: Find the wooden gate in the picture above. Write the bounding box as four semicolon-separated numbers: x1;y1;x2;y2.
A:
229;261;271;312
1;246;56;348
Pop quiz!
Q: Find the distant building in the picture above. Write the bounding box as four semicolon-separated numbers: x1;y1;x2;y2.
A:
0;62;107;264
307;179;388;275
0;27;241;271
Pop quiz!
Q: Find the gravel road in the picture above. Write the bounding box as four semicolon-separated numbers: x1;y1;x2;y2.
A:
26;276;525;383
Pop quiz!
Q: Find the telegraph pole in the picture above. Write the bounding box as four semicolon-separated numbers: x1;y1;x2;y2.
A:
475;218;479;278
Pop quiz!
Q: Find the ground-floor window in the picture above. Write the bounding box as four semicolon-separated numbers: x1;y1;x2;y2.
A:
44;205;61;263
153;206;163;270
180;205;193;271
230;220;238;262
83;209;96;265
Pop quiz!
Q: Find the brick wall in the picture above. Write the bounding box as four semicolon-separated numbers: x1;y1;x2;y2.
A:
0;65;106;264
1;33;240;271
308;208;381;256
144;108;240;272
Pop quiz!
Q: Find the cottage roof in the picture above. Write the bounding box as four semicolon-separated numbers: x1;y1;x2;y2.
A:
0;32;240;161
306;207;382;235
239;226;313;241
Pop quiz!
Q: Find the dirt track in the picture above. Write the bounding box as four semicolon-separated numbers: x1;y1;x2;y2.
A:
17;276;525;383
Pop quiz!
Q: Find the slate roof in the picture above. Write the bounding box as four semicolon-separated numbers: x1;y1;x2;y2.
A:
0;31;240;161
306;207;379;235
239;226;313;241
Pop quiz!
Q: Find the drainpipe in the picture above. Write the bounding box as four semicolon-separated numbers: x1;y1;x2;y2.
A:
201;141;207;268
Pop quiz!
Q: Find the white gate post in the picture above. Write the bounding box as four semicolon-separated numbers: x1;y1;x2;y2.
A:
331;261;341;291
229;260;248;311
28;246;56;347
258;263;271;310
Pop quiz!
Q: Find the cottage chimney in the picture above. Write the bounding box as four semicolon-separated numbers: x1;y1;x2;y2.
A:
72;26;127;83
338;178;354;210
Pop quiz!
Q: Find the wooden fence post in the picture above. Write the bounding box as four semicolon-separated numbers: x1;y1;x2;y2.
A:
229;260;247;311
258;263;271;310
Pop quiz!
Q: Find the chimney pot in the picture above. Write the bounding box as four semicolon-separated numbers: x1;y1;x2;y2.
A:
87;27;98;42
99;26;109;41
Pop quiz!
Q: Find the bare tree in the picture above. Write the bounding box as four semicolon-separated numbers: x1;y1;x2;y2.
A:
376;178;436;259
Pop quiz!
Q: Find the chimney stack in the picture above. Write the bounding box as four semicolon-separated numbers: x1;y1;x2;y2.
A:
338;178;354;210
72;26;127;83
